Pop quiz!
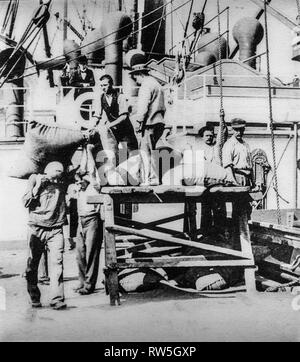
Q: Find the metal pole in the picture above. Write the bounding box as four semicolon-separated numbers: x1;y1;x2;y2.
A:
63;0;68;41
137;0;144;50
293;122;298;209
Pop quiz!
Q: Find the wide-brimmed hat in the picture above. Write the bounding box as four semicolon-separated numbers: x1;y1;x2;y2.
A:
231;118;246;129
128;63;150;76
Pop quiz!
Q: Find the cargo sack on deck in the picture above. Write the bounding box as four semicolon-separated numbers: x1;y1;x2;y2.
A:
162;160;228;186
118;268;166;293
8;120;85;179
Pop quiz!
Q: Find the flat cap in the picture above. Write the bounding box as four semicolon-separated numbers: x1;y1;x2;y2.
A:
231;118;246;129
128;63;150;75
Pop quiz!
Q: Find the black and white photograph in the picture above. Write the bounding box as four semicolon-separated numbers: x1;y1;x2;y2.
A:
0;0;300;344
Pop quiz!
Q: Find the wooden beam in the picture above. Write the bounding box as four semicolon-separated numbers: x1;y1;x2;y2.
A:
250;220;300;236
108;224;247;259
145;213;185;227
116;216;187;237
103;195;120;306
118;259;255;268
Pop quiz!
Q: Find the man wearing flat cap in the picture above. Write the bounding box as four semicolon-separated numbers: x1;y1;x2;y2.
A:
129;64;166;185
222;118;254;187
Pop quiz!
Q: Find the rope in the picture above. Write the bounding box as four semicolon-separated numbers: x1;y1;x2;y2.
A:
264;0;281;225
15;0;193;82
217;0;225;165
31;30;42;56
296;0;300;24
184;0;194;39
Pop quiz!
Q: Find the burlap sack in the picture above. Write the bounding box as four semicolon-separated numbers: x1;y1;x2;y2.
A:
8;120;85;178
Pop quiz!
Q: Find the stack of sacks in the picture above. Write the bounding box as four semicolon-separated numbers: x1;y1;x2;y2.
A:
162;149;230;187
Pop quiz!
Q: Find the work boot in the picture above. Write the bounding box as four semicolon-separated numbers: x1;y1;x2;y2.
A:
73;284;84;293
50;301;67;310
31;301;42;308
78;287;94;295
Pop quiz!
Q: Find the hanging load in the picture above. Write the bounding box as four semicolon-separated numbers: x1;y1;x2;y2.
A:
8;120;86;179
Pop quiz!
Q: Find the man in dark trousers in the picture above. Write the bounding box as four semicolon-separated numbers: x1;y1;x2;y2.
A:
129;64;166;186
92;74;138;155
23;162;69;310
74;172;102;295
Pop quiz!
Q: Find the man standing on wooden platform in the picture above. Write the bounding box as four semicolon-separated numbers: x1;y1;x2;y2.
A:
222;118;254;187
92;74;138;156
130;64;166;186
199;125;227;235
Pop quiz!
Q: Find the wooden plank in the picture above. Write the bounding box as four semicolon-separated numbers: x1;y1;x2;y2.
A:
250;220;300;236
234;200;257;293
108;224;247;259
103;195;120;306
115;235;148;242
88;186;250;205
117;259;255;268
99;185;206;195
208;186;250;194
116;240;178;257
115;216;186;237
250;228;300;249
146;213;185;227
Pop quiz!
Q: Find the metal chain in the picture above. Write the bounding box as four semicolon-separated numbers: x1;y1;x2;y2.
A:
217;0;225;165
264;0;281;224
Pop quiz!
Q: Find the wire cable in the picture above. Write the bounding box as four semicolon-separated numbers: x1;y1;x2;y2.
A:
17;0;193;81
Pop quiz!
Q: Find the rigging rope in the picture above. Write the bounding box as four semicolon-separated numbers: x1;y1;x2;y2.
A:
264;0;281;224
296;0;300;24
17;0;193;80
217;0;225;166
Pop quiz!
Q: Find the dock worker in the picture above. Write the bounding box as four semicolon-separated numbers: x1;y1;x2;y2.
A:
129;64;166;186
92;74;138;155
222;118;255;187
22;161;69;310
199;125;228;235
199;125;219;163
73;172;102;295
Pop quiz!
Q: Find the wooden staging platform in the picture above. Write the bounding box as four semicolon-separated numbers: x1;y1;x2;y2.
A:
88;185;257;306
